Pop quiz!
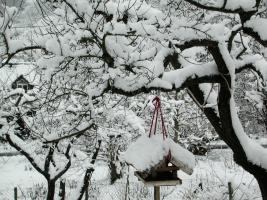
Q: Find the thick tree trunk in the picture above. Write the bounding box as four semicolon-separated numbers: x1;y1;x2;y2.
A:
256;175;267;200
209;45;267;200
166;42;267;199
234;154;267;200
47;180;56;200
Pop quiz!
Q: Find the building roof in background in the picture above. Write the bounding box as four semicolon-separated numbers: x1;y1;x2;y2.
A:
0;63;38;89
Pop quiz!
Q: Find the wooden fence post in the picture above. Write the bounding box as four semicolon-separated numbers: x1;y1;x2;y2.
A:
154;186;160;200
59;180;66;200
14;187;18;200
228;182;233;200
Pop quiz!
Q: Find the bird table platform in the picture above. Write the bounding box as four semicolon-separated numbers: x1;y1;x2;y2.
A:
134;162;182;186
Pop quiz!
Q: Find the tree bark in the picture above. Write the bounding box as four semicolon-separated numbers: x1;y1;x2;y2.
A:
263;88;267;134
110;159;122;184
47;180;56;200
77;168;94;200
173;117;179;143
256;174;267;200
108;136;122;184
234;157;267;200
59;180;65;200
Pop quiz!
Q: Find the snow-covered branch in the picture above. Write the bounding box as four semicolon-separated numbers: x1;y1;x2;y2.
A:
184;0;259;13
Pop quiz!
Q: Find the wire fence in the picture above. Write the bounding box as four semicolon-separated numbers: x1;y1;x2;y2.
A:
0;147;261;200
0;179;261;200
0;184;47;200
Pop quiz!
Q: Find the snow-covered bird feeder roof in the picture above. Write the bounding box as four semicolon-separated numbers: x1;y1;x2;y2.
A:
123;134;195;175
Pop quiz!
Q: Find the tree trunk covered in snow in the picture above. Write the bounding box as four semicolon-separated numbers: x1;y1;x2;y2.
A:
188;82;267;199
163;42;267;199
189;82;267;199
208;46;267;199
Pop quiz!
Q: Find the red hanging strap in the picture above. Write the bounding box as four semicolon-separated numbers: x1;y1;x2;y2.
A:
149;96;168;140
149;96;171;163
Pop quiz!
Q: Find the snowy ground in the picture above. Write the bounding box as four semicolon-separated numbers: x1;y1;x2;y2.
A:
0;148;261;200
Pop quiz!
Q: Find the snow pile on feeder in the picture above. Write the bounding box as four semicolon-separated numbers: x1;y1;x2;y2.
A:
123;96;195;186
124;134;195;174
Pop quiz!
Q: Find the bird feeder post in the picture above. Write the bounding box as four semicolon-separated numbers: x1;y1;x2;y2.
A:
154;186;160;200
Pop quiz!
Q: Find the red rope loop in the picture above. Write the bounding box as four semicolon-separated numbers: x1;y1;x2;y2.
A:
149;96;168;140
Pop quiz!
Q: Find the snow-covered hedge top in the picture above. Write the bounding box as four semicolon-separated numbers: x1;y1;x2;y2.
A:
123;134;195;173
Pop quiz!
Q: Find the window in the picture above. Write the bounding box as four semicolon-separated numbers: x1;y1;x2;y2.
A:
17;83;29;92
12;76;33;92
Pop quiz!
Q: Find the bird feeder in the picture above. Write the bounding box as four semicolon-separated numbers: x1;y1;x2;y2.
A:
124;96;195;200
134;160;182;186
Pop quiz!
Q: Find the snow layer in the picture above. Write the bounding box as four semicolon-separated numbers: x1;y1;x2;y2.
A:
162;62;218;88
230;98;267;169
245;18;267;40
195;0;256;11
225;0;256;11
218;41;267;170
123;134;195;172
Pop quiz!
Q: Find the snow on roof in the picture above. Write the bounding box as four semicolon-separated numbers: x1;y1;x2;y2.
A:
0;63;38;89
123;134;195;174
